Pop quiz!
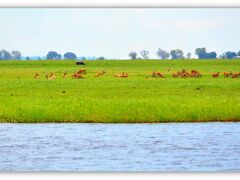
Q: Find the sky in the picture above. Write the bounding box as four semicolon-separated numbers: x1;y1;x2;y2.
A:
0;8;240;59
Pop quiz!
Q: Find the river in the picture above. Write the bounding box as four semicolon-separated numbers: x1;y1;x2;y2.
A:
0;123;240;171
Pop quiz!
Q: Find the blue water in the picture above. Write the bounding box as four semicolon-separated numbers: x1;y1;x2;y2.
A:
0;123;240;171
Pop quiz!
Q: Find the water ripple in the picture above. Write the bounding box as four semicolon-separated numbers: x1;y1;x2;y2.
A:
0;123;240;171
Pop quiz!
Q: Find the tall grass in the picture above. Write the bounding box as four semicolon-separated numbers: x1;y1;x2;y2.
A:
0;59;240;123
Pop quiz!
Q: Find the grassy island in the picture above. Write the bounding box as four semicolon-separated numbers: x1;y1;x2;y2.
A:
0;59;240;123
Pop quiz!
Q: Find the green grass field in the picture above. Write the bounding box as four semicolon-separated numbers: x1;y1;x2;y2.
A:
0;59;240;123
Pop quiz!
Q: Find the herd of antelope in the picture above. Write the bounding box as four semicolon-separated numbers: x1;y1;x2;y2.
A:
33;69;128;79
172;69;202;78
33;68;240;80
150;69;240;79
211;71;240;78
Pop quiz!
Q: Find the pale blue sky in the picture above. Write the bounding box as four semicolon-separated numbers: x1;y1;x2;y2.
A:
1;8;240;59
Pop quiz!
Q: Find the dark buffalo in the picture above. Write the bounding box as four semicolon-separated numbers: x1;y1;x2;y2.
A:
76;61;85;66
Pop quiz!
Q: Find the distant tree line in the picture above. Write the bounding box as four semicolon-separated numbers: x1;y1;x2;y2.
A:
1;48;240;60
0;50;21;60
0;50;104;60
46;51;105;60
129;48;240;60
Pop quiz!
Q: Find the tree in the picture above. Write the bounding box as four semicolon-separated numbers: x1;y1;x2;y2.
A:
0;50;12;60
195;48;217;59
140;50;150;59
156;48;170;59
64;52;77;60
207;52;217;59
11;50;21;60
129;51;137;60
238;50;240;56
46;51;61;60
170;49;184;59
195;48;207;59
186;52;192;59
222;51;237;59
26;57;31;60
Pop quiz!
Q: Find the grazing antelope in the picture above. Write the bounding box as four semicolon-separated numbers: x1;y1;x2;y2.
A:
191;70;199;74
114;72;128;78
48;73;56;80
62;72;68;78
177;70;190;78
152;71;165;78
232;72;240;78
212;72;220;78
173;69;201;78
45;72;56;80
94;71;106;77
181;72;190;78
72;73;86;79
77;69;86;75
120;72;128;78
173;70;188;78
224;72;233;78
34;73;40;79
72;69;86;79
156;72;166;78
191;72;201;78
48;75;56;80
190;70;201;78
